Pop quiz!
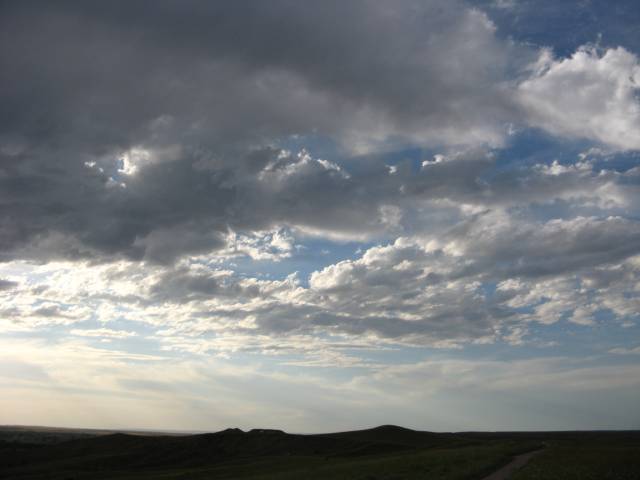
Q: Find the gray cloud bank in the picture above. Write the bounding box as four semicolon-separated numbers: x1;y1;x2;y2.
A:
3;0;639;264
0;0;511;262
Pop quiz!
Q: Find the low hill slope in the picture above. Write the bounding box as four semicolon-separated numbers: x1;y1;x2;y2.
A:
1;425;442;476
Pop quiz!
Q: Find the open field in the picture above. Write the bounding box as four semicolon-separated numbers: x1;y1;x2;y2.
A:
0;426;638;479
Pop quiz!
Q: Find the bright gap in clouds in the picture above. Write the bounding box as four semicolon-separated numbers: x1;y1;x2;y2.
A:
1;0;640;432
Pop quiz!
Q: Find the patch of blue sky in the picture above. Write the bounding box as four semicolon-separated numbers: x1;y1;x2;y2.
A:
472;0;640;56
514;314;638;359
491;129;594;172
19;316;159;350
223;237;375;287
599;150;640;173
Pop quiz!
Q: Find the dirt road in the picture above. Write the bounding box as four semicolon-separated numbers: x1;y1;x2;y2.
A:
481;449;544;480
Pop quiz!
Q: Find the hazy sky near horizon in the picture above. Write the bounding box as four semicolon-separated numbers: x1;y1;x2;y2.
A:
1;0;640;432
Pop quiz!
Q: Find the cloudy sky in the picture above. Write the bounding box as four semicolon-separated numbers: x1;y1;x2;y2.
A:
1;0;640;432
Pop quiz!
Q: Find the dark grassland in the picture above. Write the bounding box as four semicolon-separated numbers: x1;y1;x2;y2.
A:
512;431;640;480
0;426;638;479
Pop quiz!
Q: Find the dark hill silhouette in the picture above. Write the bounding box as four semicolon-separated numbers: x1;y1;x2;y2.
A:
0;425;458;476
318;424;448;447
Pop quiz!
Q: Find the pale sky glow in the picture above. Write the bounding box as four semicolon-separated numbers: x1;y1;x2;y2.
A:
1;0;640;432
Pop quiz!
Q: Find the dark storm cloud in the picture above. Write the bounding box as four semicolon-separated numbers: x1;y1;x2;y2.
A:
1;1;638;266
149;267;220;303
0;0;529;263
2;0;517;139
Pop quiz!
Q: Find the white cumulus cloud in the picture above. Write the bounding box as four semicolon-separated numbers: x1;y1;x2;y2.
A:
518;46;640;150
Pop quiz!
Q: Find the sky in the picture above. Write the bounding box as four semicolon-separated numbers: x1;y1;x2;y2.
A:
1;0;640;433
